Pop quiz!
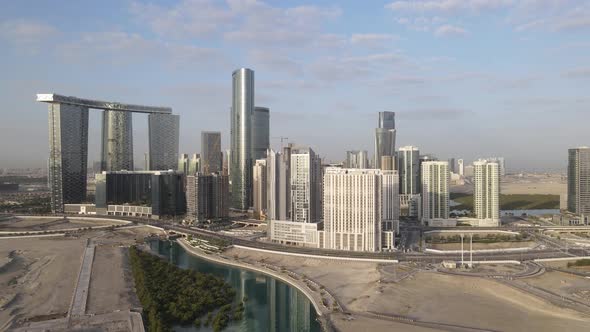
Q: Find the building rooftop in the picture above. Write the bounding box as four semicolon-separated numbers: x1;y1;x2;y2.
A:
36;93;172;114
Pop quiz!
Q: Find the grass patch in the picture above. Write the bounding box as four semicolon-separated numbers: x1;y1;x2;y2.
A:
450;193;559;211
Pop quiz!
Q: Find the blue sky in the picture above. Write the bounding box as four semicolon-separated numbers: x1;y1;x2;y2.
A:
1;0;589;171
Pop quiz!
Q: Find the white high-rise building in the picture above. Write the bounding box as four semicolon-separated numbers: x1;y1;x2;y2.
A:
323;168;385;252
421;161;449;224
458;159;464;176
568;147;590;217
382;170;400;233
290;147;322;223
473;159;500;226
253;159;267;219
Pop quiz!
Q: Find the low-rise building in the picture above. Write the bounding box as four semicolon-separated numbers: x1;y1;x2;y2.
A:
269;219;322;247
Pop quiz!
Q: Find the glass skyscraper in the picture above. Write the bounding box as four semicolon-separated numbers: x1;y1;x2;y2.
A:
252;106;270;161
231;68;255;211
148;113;180;171
101;110;133;171
374;111;396;169
201;131;222;174
48;103;89;213
568;147;590;216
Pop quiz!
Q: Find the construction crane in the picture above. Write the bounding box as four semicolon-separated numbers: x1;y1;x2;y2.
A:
271;136;289;149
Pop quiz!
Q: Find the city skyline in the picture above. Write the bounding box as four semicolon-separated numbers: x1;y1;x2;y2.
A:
1;1;590;171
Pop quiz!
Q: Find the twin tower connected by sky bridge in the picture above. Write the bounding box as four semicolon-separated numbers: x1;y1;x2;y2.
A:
37;93;179;213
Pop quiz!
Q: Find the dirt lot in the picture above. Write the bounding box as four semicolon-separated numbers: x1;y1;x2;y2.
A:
0;225;163;331
0;236;86;330
227;247;590;332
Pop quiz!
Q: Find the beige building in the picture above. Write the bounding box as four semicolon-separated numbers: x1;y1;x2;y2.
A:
253;159;267;219
421;161;449;225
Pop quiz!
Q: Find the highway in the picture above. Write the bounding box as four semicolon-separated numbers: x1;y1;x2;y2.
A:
127;217;578;263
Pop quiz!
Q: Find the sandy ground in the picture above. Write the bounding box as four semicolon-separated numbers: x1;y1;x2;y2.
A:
428;241;537;250
0;236;86;330
0;225;163;331
227;246;590;332
501;174;566;195
519;270;590;303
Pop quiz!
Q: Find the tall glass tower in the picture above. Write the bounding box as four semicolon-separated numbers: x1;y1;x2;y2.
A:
252;106;270;161
375;111;396;169
48;103;89;213
568;147;590;216
231;68;255;211
148;113;179;171
101;110;133;171
201;131;222;174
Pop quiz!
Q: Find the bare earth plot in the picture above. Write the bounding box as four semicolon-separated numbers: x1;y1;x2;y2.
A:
227;246;590;332
0;237;85;330
0;226;162;331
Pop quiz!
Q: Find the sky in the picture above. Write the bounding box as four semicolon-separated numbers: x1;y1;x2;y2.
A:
0;0;589;172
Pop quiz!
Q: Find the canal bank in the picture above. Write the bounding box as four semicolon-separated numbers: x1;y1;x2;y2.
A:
149;239;324;332
176;238;332;318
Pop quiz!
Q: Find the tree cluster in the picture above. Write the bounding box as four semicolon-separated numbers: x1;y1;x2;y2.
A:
129;246;238;332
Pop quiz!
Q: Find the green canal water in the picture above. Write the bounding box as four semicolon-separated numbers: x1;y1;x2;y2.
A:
147;239;322;332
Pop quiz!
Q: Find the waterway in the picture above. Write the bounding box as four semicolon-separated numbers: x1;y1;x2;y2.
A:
147;239;322;332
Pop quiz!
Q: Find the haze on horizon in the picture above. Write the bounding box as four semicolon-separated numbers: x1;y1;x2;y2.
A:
0;0;589;172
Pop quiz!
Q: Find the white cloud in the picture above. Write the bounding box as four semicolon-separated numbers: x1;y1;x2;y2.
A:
0;19;59;52
435;24;468;36
350;33;398;45
385;0;513;13
56;31;223;67
248;51;303;75
130;0;233;39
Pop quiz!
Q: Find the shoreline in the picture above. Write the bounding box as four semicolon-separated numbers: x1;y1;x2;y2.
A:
175;238;326;317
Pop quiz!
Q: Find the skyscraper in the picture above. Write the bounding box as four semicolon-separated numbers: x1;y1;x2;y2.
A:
398;146;420;195
253;159;267;219
48;103;89;213
323;168;383;252
421;161;449;224
382;170;400;233
231;68;255;211
458;159;464;176
101;110;133;172
148;113;180;171
473;159;500;225
189;154;200;175
448;157;456;174
374;111;396;169
345;150;369;169
290;147;322;223
568;147;590;216
186;173;229;222
178;153;190;174
252;106;270;161
201;131;222;174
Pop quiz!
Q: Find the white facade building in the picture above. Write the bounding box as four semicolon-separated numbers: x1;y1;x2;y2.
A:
421;161;449;224
382;170;400;233
269;219;321;247
253;159;267;219
290;147;322;223
473;159;500;226
323;168;383;252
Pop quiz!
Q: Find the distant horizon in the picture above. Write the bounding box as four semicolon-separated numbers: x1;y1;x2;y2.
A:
1;1;589;170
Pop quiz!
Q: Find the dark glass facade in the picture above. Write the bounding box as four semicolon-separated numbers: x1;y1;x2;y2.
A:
95;171;185;217
48;103;89;213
